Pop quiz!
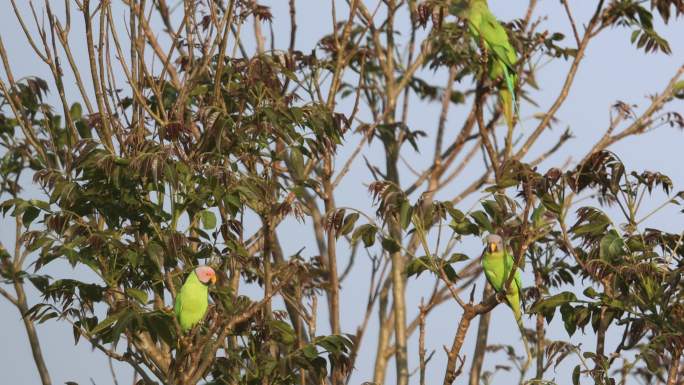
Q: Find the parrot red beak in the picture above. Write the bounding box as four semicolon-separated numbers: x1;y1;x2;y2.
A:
488;242;497;253
210;275;217;285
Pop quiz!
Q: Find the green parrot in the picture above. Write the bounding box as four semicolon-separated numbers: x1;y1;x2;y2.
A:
482;234;523;321
174;265;217;332
465;0;518;130
482;234;531;370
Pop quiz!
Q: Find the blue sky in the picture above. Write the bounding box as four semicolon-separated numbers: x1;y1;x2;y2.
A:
1;1;683;384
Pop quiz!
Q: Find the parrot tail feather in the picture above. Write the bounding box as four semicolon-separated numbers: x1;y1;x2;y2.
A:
501;66;518;131
517;317;532;382
500;88;514;131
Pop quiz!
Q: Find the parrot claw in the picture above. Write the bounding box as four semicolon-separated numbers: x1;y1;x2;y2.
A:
495;291;506;303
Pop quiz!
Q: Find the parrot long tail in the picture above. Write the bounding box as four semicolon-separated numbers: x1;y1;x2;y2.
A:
500;88;514;131
500;66;518;131
517;316;532;384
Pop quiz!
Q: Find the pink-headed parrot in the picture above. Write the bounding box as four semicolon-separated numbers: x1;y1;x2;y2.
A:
174;265;217;332
465;0;519;130
482;234;531;369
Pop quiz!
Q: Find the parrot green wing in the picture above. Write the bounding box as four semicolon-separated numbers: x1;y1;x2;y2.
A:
479;13;516;69
503;250;523;321
503;250;523;299
174;287;183;317
174;271;209;331
466;0;518;129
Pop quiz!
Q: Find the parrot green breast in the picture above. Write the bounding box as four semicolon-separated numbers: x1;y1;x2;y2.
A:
174;271;209;331
482;249;523;320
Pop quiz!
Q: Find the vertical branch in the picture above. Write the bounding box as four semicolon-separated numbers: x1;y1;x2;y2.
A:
260;213;276;385
251;0;265;54
262;215;274;317
419;300;427;385
475;82;499;180
0;39;49;164
288;0;297;53
212;0;235;104
667;349;681;385
515;0;605;160
534;267;545;380
443;308;474;385
14;279;53;385
82;0;114;152
373;282;393;385
323;173;341;338
593;275;614;384
468;284;493;385
382;1;408;383
129;0;140;130
5;216;52;385
435;67;458;169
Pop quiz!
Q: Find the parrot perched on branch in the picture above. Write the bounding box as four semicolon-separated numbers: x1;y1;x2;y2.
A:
465;0;519;130
481;234;531;370
174;265;217;332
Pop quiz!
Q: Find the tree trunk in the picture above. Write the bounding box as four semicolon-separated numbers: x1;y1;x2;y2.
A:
444;308;475;385
468;284;493;385
15;282;52;385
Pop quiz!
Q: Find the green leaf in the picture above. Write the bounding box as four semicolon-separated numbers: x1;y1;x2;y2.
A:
599;230;625;261
572;365;580;385
28;275;50;292
302;344;318;359
560;303;576;336
338;212;359;238
674;80;684;98
381;237;401;253
126;288;148;304
481;200;502;224
530;291;577;314
22;206;40;226
674;80;684;92
28;199;50;210
541;194;562;216
447;253;469;263
531;204;547;227
90;314;118;334
447;207;466;222
449;219;479;235
70;103;83;120
399;200;412;230
270;320;296;345
470;211;493;233
147;241;164;260
406;256;432;278
124;250;139;267
575;306;591;331
583;287;599;299
316;335;347;354
572;209;610;236
38;312;58;324
352;224;377;248
443;264;459;281
200;210;217;230
290;147;304;178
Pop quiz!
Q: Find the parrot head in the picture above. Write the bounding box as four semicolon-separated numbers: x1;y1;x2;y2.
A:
485;234;503;253
195;265;217;285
